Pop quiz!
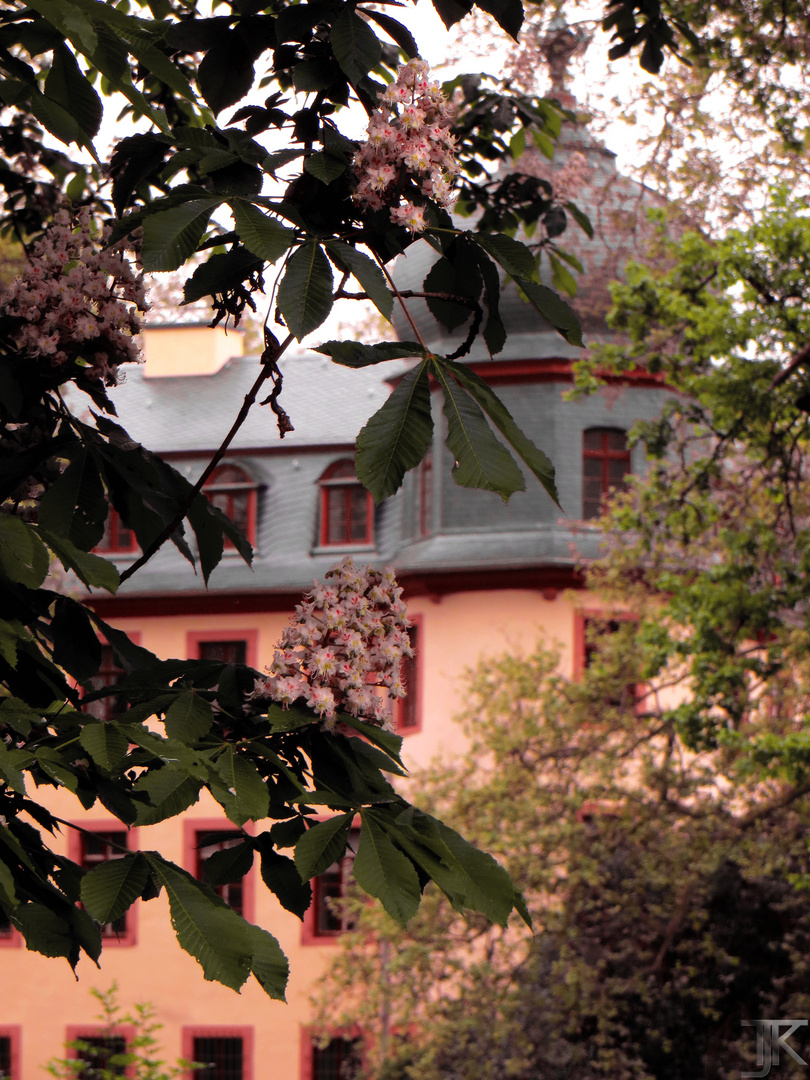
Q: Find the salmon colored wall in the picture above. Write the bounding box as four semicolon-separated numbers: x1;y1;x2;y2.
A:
4;589;582;1080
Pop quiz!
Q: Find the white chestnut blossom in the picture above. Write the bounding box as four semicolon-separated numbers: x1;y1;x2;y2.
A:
249;558;413;730
353;58;458;233
7;207;148;386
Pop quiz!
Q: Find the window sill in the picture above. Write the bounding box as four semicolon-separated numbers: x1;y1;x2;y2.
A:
311;544;376;557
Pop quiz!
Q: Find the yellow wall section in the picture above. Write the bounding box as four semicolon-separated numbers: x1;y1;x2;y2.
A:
141;325;244;379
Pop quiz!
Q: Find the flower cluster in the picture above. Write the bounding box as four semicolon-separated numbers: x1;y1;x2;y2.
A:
7;207;148;386
249;558;412;729
353;58;458;233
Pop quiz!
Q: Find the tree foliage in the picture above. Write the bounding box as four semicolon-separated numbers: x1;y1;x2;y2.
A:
0;0;596;997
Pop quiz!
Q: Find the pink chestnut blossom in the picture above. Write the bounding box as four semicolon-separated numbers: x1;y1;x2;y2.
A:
353;58;457;233
247;558;413;730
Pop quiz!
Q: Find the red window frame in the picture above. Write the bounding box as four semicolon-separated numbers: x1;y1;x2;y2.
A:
65;1025;135;1080
393;617;422;735
187;630;258;670
300;1029;363;1080
318;461;374;548
95;510;138;556
202;463;258;549
183;819;255;922
301;826;360;945
69;825;139;946
0;1026;21;1080
582;427;631;520
182;1027;254;1080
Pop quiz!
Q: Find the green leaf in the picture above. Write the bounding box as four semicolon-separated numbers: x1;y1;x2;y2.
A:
516;277;583;346
141;199;218;272
443;361;560;506
314;340;423;368
509;126;526;159
304;152;348;185
216;748;270;826
430;361;525;500
0;697;41;736
0;743;32;794
44;43;102;138
80;723;129;773
565;200;594;239
361;10;418;58
336;716;406;769
197;31;255;113
356;361;433;503
470;232;536;280
145;855;250;990
182;248;263;306
265;702;317;733
532;129;554;159
355;812;421;926
164;692;214;743
244;920;289;999
15;902;75;962
331;10;382;85
135;770;203;825
35;747;79;791
37;449;86;535
29;85;93;150
0;619;29;670
474;0;523;39
25;0;97;54
230;200;295;263
202;840;254;887
0;515;49;588
294;814;353;881
80;853;149;925
325;241;393;321
276;243;334;340
38;526;119;593
255;837;312;919
549;252;578;297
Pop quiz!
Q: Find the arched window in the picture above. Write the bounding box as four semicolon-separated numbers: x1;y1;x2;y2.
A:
319;460;374;547
96;510;137;556
582;428;631;519
203;463;258;546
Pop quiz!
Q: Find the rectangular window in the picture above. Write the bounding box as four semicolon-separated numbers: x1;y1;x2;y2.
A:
304;829;359;941
79;831;132;940
84;644;126;724
182;1029;252;1080
195;830;246;916
198;640;248;665
394;622;421;733
311;1037;362;1080
576;614;638;710
0;1029;20;1080
193;1038;243;1080
95;511;138;556
75;1035;127;1080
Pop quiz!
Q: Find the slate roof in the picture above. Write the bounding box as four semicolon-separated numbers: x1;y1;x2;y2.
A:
112;349;400;454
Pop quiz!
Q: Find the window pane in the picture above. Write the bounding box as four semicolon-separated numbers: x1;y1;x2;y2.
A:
313;830;359;936
80;832;128;935
326;488;347;544
605;430;627;452
398;625;419;730
193;1037;243;1080
84;645;125;724
198;641;247;665
348;488;368;542
583;429;604;451
76;1036;127;1080
0;1036;10;1078
196;832;246;916
312;1038;361;1080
